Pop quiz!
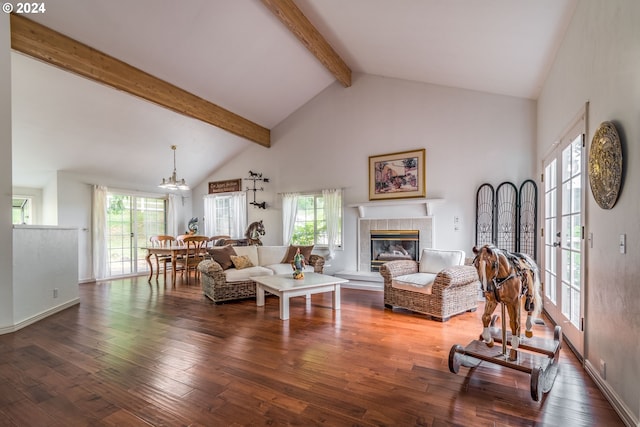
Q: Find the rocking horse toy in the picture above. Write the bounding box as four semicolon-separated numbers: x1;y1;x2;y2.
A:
474;244;542;358
448;244;562;401
220;220;266;246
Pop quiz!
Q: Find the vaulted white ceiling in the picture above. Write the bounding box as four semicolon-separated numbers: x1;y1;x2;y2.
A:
11;0;577;189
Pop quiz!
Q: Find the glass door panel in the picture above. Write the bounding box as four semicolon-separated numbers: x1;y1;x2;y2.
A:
106;193;166;277
542;111;585;357
107;194;133;276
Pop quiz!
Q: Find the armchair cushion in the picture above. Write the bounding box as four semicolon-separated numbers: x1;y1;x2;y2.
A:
419;249;465;273
225;265;273;282
392;272;438;294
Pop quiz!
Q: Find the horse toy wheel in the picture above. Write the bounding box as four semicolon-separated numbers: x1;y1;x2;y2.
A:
448;345;464;374
530;366;543;401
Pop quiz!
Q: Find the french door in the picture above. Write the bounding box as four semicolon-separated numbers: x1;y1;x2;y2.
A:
542;111;586;356
106;193;167;277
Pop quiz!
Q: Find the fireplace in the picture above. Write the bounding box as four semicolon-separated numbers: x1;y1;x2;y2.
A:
370;230;419;272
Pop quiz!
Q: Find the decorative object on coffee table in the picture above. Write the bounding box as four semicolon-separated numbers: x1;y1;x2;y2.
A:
588;121;622;209
291;247;305;279
369;149;425;201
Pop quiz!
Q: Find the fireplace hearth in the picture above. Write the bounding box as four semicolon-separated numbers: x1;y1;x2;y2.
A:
370;230;419;271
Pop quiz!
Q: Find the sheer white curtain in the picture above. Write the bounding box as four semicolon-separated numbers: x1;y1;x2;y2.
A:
92;185;108;280
282;193;299;245
166;193;178;237
203;195;217;237
322;188;342;260
203;192;247;238
230;192;247;239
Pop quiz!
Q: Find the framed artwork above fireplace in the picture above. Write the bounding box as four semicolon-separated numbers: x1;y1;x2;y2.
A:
369;149;426;201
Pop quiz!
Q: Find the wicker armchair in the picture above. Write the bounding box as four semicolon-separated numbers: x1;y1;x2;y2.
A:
379;252;480;322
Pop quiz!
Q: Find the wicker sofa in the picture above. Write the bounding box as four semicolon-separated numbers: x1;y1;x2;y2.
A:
198;245;325;303
379;248;480;321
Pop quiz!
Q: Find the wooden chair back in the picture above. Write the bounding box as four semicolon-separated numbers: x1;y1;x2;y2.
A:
178;235;209;284
150;235;175;247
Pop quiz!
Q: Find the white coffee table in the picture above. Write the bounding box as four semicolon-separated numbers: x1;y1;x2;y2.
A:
252;272;348;320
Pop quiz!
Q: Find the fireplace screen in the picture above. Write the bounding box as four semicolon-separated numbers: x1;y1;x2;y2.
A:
370;230;419;272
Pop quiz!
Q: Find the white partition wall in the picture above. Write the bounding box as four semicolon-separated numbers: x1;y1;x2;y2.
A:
0;13;13;331
12;226;79;330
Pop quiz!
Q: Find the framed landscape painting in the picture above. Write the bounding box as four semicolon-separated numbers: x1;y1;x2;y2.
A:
369;149;426;201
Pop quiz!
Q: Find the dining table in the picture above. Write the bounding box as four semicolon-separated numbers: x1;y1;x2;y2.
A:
145;245;189;285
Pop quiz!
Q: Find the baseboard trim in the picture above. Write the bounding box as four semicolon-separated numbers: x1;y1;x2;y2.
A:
584;360;638;427
342;281;383;291
0;299;80;335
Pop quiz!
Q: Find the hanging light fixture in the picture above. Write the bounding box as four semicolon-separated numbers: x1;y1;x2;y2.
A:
158;145;189;190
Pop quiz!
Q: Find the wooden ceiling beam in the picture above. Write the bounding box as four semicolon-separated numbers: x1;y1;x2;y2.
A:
10;14;271;148
261;0;351;88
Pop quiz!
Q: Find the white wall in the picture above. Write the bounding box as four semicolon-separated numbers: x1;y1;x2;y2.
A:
42;172;58;225
0;13;13;330
537;1;640;424
13;226;79;327
193;74;536;273
57;172;93;282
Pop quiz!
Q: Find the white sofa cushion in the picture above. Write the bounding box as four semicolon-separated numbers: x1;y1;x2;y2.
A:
225;265;273;282
257;246;288;266
419;249;465;273
392;272;437;294
265;263;315;275
232;246;259;267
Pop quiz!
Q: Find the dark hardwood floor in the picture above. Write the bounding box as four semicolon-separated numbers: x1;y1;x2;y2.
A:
0;275;623;426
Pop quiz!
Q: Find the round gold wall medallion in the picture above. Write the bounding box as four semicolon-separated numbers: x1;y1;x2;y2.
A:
588;121;622;209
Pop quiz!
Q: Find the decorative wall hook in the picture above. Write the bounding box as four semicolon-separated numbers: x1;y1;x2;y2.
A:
245;170;269;209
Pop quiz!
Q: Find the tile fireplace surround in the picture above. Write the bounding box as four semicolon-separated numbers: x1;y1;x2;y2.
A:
358;217;433;272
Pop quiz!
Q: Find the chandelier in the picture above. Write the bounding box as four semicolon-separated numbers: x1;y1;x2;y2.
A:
158;145;189;190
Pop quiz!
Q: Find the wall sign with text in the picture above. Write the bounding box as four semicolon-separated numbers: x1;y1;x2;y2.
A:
208;179;242;194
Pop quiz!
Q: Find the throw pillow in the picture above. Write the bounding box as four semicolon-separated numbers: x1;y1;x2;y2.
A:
230;255;254;270
208;245;236;270
281;245;314;263
419;249;465;273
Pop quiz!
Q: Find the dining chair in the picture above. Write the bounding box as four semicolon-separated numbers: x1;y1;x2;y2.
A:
149;235;176;281
176;235;209;284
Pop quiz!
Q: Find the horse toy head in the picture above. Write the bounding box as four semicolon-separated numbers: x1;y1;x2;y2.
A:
245;220;266;244
472;244;503;293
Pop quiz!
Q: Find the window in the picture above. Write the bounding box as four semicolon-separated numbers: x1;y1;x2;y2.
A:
212;196;232;236
203;192;247;238
106;193;166;276
291;193;342;248
12;196;32;224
